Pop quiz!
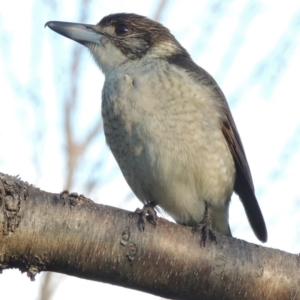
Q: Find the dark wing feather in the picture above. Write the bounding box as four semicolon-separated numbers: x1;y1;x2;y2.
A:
222;109;267;242
168;53;267;242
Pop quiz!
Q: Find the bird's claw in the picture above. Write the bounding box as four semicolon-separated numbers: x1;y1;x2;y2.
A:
192;204;217;247
193;221;217;247
133;202;157;231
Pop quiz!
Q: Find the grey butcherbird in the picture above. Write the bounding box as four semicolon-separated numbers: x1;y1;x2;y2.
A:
45;13;267;244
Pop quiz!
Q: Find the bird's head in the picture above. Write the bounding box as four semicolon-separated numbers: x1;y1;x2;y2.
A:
46;13;187;74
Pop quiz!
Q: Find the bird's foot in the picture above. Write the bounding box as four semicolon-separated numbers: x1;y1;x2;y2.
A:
133;202;157;231
192;205;217;247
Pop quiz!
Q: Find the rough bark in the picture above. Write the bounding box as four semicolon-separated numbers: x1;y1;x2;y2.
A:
0;172;299;300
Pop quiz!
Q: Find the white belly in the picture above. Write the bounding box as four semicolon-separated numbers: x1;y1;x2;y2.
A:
101;60;235;232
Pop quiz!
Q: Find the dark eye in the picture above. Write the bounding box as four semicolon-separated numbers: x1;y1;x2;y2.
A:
115;24;129;35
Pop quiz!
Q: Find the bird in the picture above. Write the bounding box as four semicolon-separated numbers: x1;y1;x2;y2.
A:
45;13;267;243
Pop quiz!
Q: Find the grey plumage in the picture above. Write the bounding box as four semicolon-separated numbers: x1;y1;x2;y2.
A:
46;13;267;242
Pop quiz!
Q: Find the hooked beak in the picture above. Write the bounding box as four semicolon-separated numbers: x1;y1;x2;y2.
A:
45;21;102;45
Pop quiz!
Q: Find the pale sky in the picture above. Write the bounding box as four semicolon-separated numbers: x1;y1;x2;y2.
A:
1;0;300;299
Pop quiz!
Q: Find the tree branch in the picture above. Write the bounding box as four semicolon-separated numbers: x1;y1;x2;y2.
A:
0;172;298;300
